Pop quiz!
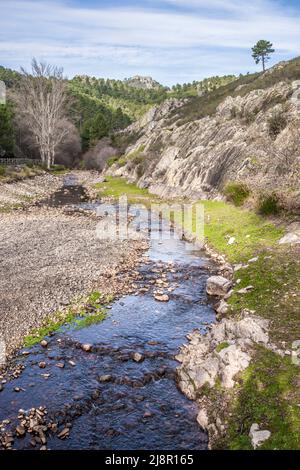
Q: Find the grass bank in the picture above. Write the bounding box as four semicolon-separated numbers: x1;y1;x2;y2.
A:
94;176;300;449
94;176;158;204
0;164;44;183
197;201;300;449
24;291;113;347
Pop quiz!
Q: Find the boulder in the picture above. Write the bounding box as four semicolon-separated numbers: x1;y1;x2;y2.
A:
249;423;271;449
279;232;300;245
217;345;251;388
206;276;232;296
197;409;209;430
216;300;229;315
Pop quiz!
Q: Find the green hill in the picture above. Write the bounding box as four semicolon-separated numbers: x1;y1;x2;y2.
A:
0;64;239;156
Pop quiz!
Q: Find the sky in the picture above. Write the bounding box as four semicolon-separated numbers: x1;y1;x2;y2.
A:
1;0;300;86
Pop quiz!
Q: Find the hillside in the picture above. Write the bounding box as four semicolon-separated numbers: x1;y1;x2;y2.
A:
0;66;239;156
107;57;300;214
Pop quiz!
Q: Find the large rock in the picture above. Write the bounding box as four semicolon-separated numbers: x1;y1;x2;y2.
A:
176;312;269;395
206;276;232;297
279;233;300;245
217;345;251;388
249;423;271;449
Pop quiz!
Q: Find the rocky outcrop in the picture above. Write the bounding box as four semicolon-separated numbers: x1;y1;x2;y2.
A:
125;75;162;90
176;311;269;446
109;73;300;210
177;311;269;396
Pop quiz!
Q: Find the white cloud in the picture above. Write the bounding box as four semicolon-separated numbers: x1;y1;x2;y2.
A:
0;0;299;84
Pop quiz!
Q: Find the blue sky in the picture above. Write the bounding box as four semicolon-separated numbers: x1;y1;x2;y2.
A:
1;0;300;85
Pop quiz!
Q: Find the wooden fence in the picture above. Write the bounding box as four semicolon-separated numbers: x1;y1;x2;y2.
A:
0;158;42;166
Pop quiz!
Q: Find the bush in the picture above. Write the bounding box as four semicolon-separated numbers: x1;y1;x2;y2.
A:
106;156;120;167
49;164;66;174
268;112;287;138
224;181;250;206
257;193;280;216
0;165;6;177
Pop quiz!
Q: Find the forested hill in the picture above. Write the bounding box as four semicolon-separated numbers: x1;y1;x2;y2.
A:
0;64;237;157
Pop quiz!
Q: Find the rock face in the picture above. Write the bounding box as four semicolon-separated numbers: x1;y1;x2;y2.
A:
176;312;269;398
206;276;232;297
125;75;162;90
109;70;300;210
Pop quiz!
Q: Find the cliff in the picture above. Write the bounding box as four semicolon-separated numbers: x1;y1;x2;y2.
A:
109;58;300;213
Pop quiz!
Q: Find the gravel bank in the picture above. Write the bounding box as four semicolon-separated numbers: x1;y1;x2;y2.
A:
0;173;63;210
0;205;147;357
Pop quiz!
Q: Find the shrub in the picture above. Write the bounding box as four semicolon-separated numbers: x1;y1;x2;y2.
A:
224;181;250;206
0;165;6;176
268;111;287;138
49;164;66;174
257;193;280;215
106;156;120;167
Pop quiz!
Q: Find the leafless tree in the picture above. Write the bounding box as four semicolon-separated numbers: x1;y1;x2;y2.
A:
13;59;72;168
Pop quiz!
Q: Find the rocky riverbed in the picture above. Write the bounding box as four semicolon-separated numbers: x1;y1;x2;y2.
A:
0;173;218;450
0;174;147;356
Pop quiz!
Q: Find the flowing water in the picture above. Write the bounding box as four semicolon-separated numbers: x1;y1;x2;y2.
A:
0;175;215;450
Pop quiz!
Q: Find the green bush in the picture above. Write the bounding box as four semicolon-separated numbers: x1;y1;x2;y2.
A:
0;165;6;176
268;112;287;138
257;193;280;215
49;164;66;174
224;181;250;206
106;156;120;167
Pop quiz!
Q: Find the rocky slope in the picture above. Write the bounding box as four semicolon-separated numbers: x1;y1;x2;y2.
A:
125;75;163;90
108;59;300;212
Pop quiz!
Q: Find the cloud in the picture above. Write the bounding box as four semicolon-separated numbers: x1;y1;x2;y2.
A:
0;0;299;85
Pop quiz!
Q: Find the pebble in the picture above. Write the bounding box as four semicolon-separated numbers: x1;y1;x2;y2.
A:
16;425;26;437
132;352;144;363
40;340;48;348
81;344;92;352
57;428;70;439
154;294;170;302
98;374;113;383
38;362;47;369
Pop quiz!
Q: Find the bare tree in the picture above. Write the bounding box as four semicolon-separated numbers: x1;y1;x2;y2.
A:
13;59;71;168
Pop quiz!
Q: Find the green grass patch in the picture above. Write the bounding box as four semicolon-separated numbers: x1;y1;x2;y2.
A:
228;248;300;344
94;176;152;202
225;347;300;450
48;164;68;175
216;342;230;353
223;181;250;207
24;291;112;347
257;193;280;216
193;200;283;263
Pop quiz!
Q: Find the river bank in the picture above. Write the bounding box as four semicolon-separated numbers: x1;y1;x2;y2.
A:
0;173;148;357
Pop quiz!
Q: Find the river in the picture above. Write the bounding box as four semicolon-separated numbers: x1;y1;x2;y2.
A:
0;176;215;450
